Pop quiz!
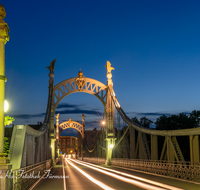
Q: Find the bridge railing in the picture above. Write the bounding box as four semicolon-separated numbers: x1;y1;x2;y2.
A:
10;159;51;190
79;157;106;164
81;157;200;182
111;158;200;182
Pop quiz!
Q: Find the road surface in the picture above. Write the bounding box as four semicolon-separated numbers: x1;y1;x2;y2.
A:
33;159;200;190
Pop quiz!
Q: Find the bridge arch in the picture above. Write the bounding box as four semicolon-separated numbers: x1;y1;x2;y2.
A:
55;114;86;159
59;119;84;138
53;72;108;114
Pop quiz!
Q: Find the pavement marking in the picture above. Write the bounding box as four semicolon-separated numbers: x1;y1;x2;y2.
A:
65;159;115;190
72;159;185;190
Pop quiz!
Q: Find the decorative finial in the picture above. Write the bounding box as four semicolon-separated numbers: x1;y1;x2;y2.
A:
47;59;56;78
78;69;83;78
0;4;6;20
46;59;56;73
106;61;114;86
105;61;114;74
55;113;60;119
76;69;85;91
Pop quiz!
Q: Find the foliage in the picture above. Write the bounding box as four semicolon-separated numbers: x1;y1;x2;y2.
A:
4;116;15;126
132;116;153;128
4;116;14;156
155;110;200;130
4;137;9;156
132;110;200;130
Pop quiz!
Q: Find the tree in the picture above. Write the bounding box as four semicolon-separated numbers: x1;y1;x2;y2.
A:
132;116;153;128
132;117;140;125
4;137;9;156
140;116;153;128
4;116;15;156
4;116;15;126
155;110;200;130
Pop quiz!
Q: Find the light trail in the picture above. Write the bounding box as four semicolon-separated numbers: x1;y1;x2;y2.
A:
65;159;115;190
63;159;67;190
67;159;169;190
71;159;184;190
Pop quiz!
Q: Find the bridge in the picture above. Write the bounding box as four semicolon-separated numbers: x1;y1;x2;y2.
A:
1;4;200;190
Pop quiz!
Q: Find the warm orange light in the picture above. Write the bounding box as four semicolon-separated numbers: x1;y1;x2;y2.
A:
65;159;114;190
102;121;105;125
70;159;184;190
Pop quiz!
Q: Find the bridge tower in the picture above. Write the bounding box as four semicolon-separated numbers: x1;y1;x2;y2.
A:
46;59;56;164
105;61;116;165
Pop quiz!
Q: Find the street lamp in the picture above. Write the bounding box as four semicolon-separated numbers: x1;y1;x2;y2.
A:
4;100;8;112
109;144;114;149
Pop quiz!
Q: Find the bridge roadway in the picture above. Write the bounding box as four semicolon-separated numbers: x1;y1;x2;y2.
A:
33;159;200;190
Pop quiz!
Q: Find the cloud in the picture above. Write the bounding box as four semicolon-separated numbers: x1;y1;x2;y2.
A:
10;113;46;119
9;107;102;120
57;103;82;109
127;110;193;117
127;111;173;117
55;108;102;115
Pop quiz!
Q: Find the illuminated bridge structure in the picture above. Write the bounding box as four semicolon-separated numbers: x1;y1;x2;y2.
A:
9;60;200;189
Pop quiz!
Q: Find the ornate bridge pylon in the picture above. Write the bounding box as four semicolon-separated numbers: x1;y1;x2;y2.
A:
49;61;116;165
55;114;85;160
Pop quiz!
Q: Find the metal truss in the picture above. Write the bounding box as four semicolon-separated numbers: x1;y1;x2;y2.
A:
53;77;108;111
59;120;84;137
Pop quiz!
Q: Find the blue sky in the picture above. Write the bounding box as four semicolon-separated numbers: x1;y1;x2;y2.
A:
2;0;200;135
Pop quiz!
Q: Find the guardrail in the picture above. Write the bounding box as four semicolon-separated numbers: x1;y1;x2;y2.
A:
79;157;106;164
81;157;200;182
10;159;52;190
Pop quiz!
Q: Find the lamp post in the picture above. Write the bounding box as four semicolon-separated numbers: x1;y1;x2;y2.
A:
0;5;11;190
0;4;9;159
55;113;60;159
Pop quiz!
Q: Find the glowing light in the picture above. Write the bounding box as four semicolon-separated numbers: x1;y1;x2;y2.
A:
63;159;67;190
70;159;184;190
4;100;9;112
65;159;114;190
51;145;53;148
102;121;105;125
109;144;114;149
115;99;120;108
70;150;73;153
112;91;116;97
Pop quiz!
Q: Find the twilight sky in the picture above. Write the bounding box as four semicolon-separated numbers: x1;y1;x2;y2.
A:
2;0;200;135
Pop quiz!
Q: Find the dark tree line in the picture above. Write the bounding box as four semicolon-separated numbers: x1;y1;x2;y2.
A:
131;110;200;130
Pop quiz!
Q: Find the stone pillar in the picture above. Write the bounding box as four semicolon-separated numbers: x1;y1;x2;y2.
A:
130;127;135;159
151;135;158;160
0;4;9;157
0;5;12;190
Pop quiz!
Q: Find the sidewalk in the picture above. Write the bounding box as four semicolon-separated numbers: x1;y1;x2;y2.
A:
32;160;64;190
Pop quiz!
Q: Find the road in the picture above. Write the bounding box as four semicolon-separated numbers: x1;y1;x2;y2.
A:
33;159;200;190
